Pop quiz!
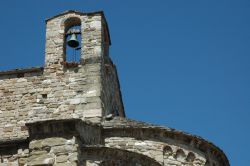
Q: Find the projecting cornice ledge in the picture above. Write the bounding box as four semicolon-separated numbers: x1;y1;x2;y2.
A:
102;117;230;166
26;119;103;145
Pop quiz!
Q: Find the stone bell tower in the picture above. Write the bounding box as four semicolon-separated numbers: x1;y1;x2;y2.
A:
0;10;124;144
42;10;125;122
45;10;109;68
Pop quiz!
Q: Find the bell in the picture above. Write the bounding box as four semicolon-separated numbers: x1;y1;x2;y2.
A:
67;34;79;48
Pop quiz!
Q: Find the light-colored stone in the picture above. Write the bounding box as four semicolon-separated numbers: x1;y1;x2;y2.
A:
28;154;55;166
0;10;228;166
56;155;68;163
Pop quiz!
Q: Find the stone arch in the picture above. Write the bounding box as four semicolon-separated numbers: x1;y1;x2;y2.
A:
63;17;81;32
102;120;229;166
186;152;195;162
82;146;161;166
163;145;173;157
175;149;186;161
62;17;82;63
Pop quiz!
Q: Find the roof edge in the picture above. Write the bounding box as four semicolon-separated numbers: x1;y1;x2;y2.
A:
102;117;230;166
45;10;101;22
0;67;44;77
45;10;111;45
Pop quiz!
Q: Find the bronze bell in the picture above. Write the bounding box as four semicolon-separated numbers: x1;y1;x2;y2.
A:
67;34;79;48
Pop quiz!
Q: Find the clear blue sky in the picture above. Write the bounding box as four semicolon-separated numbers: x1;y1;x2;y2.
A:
0;1;249;165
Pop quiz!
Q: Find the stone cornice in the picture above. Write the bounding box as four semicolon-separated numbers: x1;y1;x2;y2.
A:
102;117;230;166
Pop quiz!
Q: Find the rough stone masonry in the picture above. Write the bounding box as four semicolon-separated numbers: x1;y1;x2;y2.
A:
0;10;229;166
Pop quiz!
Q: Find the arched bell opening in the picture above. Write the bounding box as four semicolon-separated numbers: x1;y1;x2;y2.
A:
65;25;81;62
63;17;82;67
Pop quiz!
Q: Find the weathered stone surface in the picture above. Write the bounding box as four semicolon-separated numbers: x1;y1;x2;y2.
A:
42;138;68;147
56;155;68;163
50;145;77;154
68;153;77;162
29;140;43;149
19;157;28;165
28;154;55;166
0;10;229;166
0;11;124;142
54;162;77;166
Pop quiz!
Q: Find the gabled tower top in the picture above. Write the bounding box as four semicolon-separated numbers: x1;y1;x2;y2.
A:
45;10;111;69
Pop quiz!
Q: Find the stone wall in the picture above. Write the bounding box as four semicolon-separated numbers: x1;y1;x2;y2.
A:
26;120;82;166
101;57;125;117
105;137;206;165
0;141;28;166
0;62;102;141
28;137;78;166
0;11;124;142
0;10;229;166
102;117;229;166
0;117;229;166
81;146;161;166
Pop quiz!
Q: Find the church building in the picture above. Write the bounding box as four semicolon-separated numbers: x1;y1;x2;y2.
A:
0;10;229;166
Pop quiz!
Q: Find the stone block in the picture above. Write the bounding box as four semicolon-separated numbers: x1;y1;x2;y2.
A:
28;154;55;166
56;155;68;163
42;137;68;147
50;145;77;155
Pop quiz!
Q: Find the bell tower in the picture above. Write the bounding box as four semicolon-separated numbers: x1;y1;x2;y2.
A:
45;10;110;69
43;10;125;122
